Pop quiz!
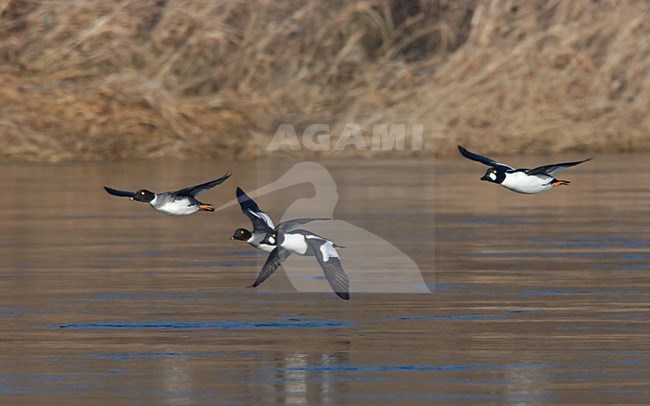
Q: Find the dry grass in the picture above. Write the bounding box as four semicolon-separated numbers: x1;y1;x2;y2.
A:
0;0;648;161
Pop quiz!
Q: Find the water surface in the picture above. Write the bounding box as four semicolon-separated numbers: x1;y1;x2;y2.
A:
1;156;649;404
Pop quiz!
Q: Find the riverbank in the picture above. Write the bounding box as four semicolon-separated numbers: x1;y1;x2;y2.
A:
0;0;648;161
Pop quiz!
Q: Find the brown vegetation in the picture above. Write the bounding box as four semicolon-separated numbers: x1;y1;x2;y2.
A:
0;0;648;161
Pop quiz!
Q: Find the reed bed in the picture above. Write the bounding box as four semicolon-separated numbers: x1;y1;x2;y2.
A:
0;0;647;161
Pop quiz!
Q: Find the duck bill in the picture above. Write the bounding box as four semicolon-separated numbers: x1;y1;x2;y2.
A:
229;236;235;240
480;175;490;181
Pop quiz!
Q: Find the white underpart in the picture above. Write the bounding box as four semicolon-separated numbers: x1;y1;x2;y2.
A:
256;244;275;253
500;172;554;194
281;234;309;255
150;196;198;216
248;235;275;253
319;241;339;262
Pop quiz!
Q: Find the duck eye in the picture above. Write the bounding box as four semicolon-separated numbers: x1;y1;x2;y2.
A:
240;230;244;234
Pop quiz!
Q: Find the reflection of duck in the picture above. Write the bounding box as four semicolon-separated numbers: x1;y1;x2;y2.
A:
217;161;430;294
268;344;351;405
157;352;193;405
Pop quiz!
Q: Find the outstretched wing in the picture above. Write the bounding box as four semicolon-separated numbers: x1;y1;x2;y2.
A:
458;146;514;171
526;158;593;176
306;239;350;300
175;172;232;197
103;186;135;198
237;187;274;232
251;247;292;288
276;218;331;233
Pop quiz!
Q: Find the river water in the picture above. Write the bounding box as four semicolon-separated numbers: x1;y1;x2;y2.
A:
1;156;649;404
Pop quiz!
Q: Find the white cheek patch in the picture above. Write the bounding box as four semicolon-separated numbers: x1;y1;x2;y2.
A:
489;173;497;180
268;236;275;244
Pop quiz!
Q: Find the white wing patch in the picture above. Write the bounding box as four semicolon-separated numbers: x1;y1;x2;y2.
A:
319;241;339;262
250;210;274;228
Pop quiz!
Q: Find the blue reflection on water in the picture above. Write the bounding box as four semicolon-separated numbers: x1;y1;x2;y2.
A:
57;318;353;330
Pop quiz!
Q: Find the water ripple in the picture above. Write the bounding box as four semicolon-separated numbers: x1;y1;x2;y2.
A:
57;318;353;330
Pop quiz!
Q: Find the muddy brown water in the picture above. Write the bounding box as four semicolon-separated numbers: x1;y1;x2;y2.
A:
1;156;649;404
